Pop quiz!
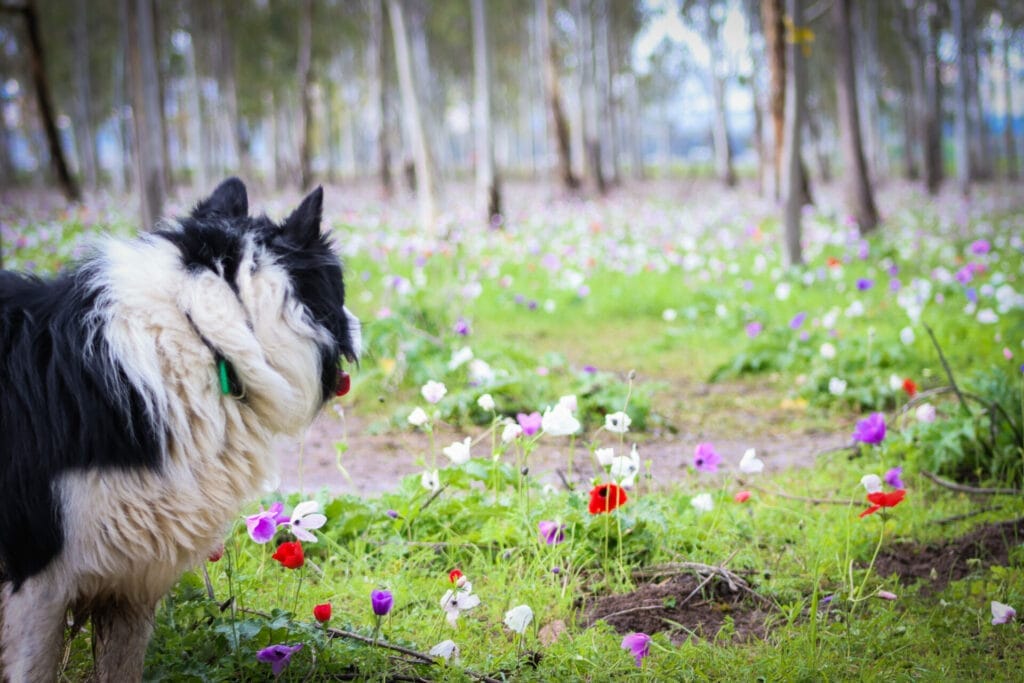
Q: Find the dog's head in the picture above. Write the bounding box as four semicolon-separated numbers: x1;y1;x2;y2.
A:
163;178;360;416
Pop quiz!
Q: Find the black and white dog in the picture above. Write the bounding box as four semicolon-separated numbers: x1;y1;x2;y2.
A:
0;179;360;681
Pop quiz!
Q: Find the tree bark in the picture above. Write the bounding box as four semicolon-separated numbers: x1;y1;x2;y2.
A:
471;0;500;223
1002;22;1018;180
125;0;165;228
898;2;925;181
761;0;785;200
833;0;879;233
951;0;971;196
297;0;314;189
72;0;98;191
387;0;436;228
14;0;81;202
366;0;392;196
703;2;736;188
538;0;580;191
781;0;805;267
921;1;943;194
575;0;605;194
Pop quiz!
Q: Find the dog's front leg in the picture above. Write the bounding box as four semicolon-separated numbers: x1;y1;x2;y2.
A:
1;579;69;683
90;600;155;683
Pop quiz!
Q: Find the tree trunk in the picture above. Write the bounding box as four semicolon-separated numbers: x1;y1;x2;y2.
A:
297;0;314;189
781;0;805;267
575;0;605;194
125;0;165;228
387;0;436;228
596;0;617;186
1002;22;1018;180
112;0;131;193
922;1;943;195
151;0;172;189
833;0;878;233
182;14;206;189
538;0;579;191
898;2;925;181
212;1;244;178
761;0;785;200
471;0;500;223
951;0;970;196
366;0;392;195
72;0;98;191
15;0;81;202
703;3;736;188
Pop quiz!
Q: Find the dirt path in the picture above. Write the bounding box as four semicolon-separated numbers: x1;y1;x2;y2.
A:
273;378;853;497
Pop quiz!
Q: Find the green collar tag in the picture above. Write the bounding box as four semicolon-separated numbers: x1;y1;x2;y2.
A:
217;358;231;395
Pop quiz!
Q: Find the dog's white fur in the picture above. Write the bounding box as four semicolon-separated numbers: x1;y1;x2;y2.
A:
1;229;359;681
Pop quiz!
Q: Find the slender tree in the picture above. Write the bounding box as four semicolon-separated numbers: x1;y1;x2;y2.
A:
125;0;165;227
2;0;80;201
366;0;392;195
72;0;97;191
833;0;879;233
951;0;971;196
297;0;314;189
538;0;580;190
921;0;943;194
1001;15;1018;180
761;0;785;199
387;0;436;228
471;0;500;223
781;0;805;266
699;0;736;187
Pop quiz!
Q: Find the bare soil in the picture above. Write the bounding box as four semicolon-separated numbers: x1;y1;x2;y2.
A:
583;571;772;646
872;517;1024;594
273;379;852;497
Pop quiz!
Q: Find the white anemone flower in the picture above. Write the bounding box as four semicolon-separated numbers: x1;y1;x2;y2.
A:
691;493;714;513
860;474;883;493
429;639;461;663
421;469;440;492
287;501;327;542
595;447;616;468
421;380;447;404
503;605;534;634
739;448;764;474
442;437;472;465
477;393;495;411
441;590;481;626
828;377;847;396
407;406;429;427
541;403;580;436
610;444;641;487
604;411;632;434
991;601;1016;625
501;421;523;443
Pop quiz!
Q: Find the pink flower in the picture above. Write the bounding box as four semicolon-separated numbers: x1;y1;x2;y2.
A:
516;411;542;436
693;443;721;473
246;502;289;544
734;490;752;503
621;632;651;667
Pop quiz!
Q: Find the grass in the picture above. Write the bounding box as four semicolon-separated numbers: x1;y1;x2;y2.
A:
4;182;1024;680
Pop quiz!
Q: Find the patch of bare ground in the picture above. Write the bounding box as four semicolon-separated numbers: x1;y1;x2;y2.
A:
583;567;773;645
872;517;1024;594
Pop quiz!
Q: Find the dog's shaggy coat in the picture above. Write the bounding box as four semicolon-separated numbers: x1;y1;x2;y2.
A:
0;179;359;681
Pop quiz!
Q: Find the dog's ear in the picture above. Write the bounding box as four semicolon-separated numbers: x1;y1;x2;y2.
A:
193;177;249;219
282;186;323;246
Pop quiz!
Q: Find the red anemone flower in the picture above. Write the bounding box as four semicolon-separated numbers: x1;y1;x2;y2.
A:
313;603;332;623
902;378;917;397
272;541;305;569
448;569;463;584
859;489;906;518
826;256;842;268
589;483;628;514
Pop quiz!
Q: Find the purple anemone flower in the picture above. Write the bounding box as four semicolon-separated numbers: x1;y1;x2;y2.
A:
246;502;289;544
970;239;991;255
856;278;874;291
256;643;303;677
852;412;887;445
538;520;565;545
621;632;652;667
884;466;904;489
745;321;763;338
517;412;543;436
371;589;394;616
789;312;807;330
693;443;721;473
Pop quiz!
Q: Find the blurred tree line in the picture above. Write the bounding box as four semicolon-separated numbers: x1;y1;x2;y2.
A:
0;0;1022;250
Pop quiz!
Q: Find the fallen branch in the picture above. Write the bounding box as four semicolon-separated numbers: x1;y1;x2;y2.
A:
242;608;500;683
931;505;1004;525
921;470;1022;496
